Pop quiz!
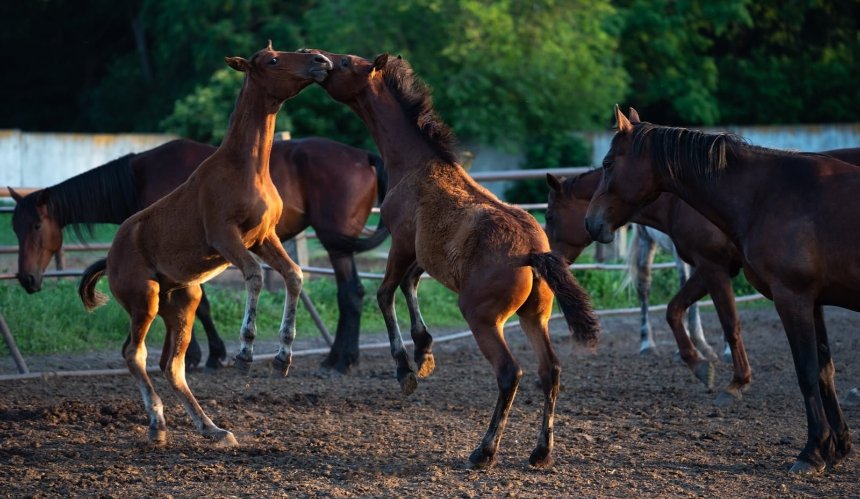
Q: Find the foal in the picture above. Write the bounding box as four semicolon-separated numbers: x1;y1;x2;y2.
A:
308;49;599;468
585;106;858;473
78;45;332;445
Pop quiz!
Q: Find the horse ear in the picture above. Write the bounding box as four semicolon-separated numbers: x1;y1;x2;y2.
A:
7;186;23;203
546;173;563;193
266;39;273;51
225;56;251;72
373;53;389;72
628;107;641;124
615;104;633;134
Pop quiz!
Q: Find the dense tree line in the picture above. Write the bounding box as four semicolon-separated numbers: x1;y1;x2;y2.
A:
2;0;858;158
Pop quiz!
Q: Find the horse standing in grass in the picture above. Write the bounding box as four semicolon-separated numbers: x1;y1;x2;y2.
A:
585;106;857;474
78;45;332;445
10;136;387;372
309;49;599;469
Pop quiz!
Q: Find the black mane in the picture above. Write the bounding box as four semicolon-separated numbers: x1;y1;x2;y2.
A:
381;57;459;164
45;153;140;241
629;123;758;180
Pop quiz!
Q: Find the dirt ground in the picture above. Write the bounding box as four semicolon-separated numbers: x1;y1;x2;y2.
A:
1;305;859;497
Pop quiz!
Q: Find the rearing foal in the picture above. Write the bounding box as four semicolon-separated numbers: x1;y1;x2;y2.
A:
78;45;332;445
309;49;599;469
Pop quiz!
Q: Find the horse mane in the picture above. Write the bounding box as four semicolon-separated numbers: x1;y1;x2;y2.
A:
381;57;459;164
629;123;754;180
46;153;140;241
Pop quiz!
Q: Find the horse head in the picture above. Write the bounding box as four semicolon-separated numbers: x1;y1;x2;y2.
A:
545;171;605;262
302;49;390;103
9;187;63;293
585;105;660;243
226;42;333;102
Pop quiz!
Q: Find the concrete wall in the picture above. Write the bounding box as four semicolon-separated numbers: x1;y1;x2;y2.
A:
0;130;177;189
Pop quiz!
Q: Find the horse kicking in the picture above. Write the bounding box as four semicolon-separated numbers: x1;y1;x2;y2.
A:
77;44;332;445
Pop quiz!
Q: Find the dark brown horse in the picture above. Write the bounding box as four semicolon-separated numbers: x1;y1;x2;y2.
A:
585;106;858;474
10;136;387;372
547;170;748;404
77;45;332;446
308;49;599;469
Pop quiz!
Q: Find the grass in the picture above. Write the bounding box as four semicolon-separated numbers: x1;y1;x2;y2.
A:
0;203;764;358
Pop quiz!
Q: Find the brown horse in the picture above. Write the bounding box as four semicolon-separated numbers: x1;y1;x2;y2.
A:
307;49;599;469
10;136;387;372
547;171;748;404
77;45;332;446
585;106;858;474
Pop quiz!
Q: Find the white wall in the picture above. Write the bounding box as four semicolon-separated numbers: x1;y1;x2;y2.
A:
0;130;177;189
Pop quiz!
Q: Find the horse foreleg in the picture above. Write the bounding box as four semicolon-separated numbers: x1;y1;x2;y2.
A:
196;286;227;371
813;305;851;461
377;243;418;395
706;270;752;406
211;233;264;373
633;225;658;354
254;235;303;378
320;250;364;374
773;292;832;474
666;270;714;389
674;257;716;360
400;263;434;378
159;284;237;446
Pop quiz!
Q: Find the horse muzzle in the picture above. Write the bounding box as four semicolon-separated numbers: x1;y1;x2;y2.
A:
16;272;42;293
584;217;615;244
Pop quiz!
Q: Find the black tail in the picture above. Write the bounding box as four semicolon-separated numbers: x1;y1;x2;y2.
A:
78;258;109;311
531;252;599;347
316;153;389;254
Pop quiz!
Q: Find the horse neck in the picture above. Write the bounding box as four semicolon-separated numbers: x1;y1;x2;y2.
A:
219;79;280;177
348;89;440;187
631;194;673;234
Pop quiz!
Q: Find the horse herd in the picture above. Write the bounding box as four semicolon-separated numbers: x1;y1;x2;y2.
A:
7;44;860;475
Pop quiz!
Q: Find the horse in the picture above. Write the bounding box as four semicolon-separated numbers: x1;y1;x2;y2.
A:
307;48;599;469
547;171;748;404
584;106;859;474
77;44;332;446
9;136;387;372
628;224;712;359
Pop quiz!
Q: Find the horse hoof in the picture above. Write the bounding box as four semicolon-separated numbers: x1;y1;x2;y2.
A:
204;428;239;448
399;372;418;396
528;447;554;468
714;389;741;407
416;353;436;378
148;427;167;445
468;447;496;470
638;346;658;356
271;356;291;378
692;361;715;390
789;459;825;475
233;356;252;375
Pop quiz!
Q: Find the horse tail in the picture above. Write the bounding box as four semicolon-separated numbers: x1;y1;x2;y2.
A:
530;252;599;347
315;153;390;254
78;258;109;311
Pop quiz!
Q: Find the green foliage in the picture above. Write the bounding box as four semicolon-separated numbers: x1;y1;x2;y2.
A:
503;132;591;203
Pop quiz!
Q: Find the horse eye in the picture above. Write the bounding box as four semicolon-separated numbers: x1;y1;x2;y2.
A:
268;57;278;65
340;58;349;68
34;222;42;230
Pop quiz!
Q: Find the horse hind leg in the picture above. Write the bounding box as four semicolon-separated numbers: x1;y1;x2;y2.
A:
401;263;435;378
705;270;752;407
159;284;237;446
320;250;363;374
196;287;227;371
666;270;714;389
518;292;561;468
116;279;167;444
